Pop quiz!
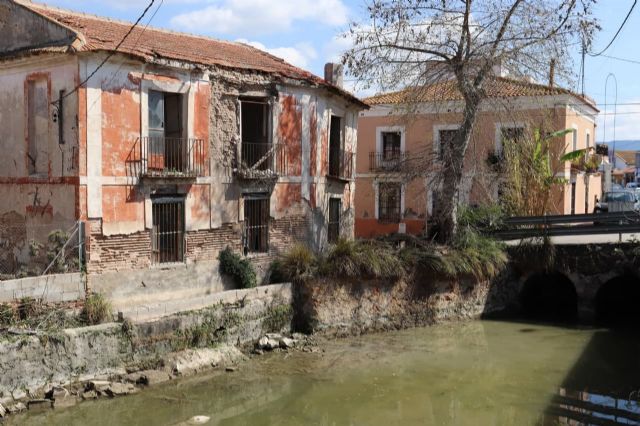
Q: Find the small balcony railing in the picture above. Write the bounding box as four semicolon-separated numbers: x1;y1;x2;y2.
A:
328;150;354;181
369;151;409;172
236;142;287;179
140;137;207;178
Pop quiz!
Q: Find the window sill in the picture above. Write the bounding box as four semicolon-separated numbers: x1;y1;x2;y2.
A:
326;174;351;184
150;261;186;269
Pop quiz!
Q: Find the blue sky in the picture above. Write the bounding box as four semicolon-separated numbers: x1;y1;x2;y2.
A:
40;0;640;143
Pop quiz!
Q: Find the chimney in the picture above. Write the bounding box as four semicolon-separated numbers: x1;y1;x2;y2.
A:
324;63;344;88
548;59;556;88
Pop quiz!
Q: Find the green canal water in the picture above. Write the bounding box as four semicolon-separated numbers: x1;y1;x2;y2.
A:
11;320;640;425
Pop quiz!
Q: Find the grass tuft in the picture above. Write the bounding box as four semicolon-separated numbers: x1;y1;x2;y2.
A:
81;293;112;325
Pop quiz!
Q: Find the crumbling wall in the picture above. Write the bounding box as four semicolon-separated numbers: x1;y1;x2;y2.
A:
0;283;292;397
0;0;77;54
0;54;80;276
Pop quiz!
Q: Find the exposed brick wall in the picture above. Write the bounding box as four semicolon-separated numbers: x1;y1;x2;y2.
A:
87;220;151;274
185;224;242;262
87;215;309;277
270;215;309;255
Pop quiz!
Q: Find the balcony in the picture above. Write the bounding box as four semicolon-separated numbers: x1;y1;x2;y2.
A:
328;150;354;182
236;142;287;180
140;137;207;179
369;151;410;172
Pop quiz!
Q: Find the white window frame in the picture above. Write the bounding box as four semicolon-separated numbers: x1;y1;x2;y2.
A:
140;78;192;142
374;180;405;220
433;124;460;160
494;122;525;155
571;124;578;152
376;126;405;154
585;128;591;150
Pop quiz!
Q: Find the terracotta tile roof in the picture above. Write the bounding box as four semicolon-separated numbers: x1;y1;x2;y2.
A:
15;1;366;107
364;77;597;110
616;150;638;166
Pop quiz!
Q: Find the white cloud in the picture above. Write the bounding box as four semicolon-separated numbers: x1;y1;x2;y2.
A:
170;0;349;35
236;39;317;69
597;100;640;142
323;33;353;63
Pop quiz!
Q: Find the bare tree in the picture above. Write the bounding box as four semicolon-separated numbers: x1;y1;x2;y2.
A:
344;0;598;243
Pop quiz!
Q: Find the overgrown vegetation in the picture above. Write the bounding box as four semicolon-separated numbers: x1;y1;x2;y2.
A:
323;239;405;280
0;298;85;333
510;236;557;274
218;247;257;289
501;128;572;216
80;293;112;325
274;209;508;284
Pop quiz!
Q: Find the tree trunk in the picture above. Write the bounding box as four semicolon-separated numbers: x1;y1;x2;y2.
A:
434;98;480;244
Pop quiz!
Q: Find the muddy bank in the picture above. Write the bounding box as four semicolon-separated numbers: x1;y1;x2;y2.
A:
0;284;292;417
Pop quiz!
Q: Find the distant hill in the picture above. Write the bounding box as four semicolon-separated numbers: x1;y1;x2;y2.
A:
605;141;640;151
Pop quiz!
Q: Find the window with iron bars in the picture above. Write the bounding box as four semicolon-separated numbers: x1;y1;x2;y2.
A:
151;198;185;264
244;197;269;253
328;198;341;243
378;182;402;223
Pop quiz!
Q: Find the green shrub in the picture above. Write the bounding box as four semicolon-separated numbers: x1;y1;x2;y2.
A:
81;293;112;325
268;259;287;284
218;247;257;289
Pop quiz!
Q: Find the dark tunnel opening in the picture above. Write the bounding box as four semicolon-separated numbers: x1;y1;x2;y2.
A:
595;274;640;327
520;272;578;322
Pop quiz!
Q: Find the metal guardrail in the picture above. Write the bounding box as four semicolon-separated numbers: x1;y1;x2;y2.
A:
492;211;640;240
140;137;207;178
369;151;410;172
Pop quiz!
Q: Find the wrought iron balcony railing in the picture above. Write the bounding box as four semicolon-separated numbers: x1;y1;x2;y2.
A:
328;150;354;181
369;151;410;172
140;137;207;178
236;142;287;179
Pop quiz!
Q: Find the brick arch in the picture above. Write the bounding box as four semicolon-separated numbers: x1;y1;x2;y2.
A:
595;274;640;327
520;271;578;322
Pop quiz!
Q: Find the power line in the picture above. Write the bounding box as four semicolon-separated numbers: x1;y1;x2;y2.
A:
597;53;640;65
52;0;157;105
589;0;637;57
86;0;164;112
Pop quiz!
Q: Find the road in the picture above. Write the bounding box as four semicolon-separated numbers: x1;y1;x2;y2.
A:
506;232;640;245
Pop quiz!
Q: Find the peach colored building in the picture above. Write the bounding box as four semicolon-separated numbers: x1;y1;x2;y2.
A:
0;1;365;287
355;77;601;238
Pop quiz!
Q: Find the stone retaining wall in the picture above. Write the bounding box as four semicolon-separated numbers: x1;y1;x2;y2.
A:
294;273;519;335
0;273;84;303
0;283;292;398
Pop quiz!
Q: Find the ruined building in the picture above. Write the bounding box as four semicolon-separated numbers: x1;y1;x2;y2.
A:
0;0;365;301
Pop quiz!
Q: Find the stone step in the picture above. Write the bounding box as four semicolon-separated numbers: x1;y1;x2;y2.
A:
117;283;292;323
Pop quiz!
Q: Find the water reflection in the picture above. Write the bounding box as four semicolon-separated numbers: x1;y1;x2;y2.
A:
543;330;640;425
544;388;640;425
10;322;640;426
